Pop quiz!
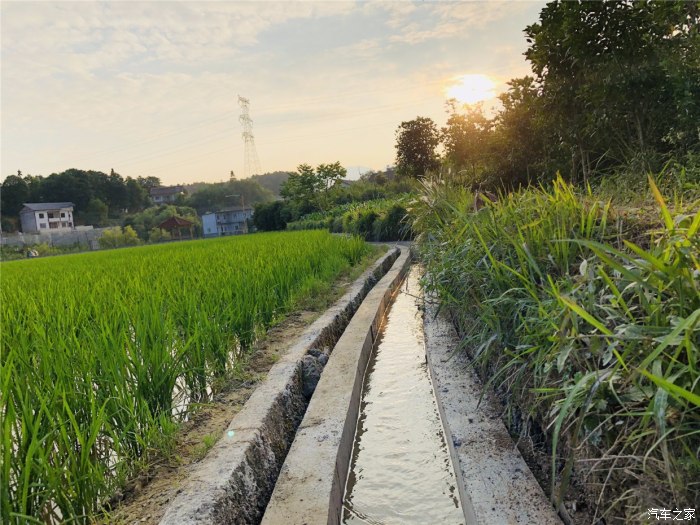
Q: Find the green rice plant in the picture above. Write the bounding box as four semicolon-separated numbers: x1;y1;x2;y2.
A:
0;231;370;523
416;174;699;522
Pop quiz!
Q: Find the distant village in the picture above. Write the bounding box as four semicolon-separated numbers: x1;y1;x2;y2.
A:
3;183;255;255
0;166;399;258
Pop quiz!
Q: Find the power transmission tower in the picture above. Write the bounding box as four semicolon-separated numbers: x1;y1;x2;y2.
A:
238;96;262;178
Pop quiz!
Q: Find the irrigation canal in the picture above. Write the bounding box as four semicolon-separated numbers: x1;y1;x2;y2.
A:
342;267;465;524
161;247;559;525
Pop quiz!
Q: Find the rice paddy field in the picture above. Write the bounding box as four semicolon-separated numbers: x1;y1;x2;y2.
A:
0;230;370;523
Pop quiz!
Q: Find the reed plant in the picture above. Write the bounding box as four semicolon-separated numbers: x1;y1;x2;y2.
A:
0;231;369;523
415;174;699;522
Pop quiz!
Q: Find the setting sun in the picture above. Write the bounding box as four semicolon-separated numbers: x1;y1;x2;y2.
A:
446;74;497;105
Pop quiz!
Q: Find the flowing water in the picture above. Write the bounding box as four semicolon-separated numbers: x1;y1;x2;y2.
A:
342;268;465;525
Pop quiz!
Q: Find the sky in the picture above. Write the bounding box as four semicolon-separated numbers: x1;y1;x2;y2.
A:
1;1;546;185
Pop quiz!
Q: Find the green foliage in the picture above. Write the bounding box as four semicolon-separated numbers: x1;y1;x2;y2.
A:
1;216;18;233
246;168;417;233
248;171;290;197
98;225;142;249
280;162;346;213
0;242;86;261
524;0;700;180
421;2;700;191
441;102;492;178
0;231;371;522
253;200;289;231
394;116;440;178
287;198;413;242
491;76;548;187
123;205;200;241
0;173;29;216
1;169;154;225
148;227;171;243
184;179;274;215
84;197;109;226
416;175;699;521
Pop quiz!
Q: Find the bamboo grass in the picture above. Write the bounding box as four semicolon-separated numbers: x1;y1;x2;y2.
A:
414;174;699;522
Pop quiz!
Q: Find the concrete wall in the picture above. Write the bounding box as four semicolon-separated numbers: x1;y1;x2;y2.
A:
202;213;218;237
1;227;108;248
19;211;37;234
424;298;562;525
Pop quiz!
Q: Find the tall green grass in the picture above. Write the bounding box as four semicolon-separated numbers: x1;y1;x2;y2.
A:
415;175;699;522
0;231;369;523
287;197;413;241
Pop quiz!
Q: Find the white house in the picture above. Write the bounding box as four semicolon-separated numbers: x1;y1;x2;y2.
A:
20;203;75;233
202;206;254;237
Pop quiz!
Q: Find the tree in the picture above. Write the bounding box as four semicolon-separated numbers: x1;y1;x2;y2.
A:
105;169;129;214
280;162;346;214
137;176;162;190
280;164;319;202
491;77;548;186
525;0;700;181
316;162;346;190
126;178;148;212
315;162;346;211
249;171;291;196
41;170;93;212
148;227;171;243
395;117;440;178
84;198;108;226
253;201;288;231
441;102;492;179
1;172;30;217
185;179;274;215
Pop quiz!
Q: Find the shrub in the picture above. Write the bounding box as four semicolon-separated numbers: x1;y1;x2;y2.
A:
149;227;171;243
99;226;142;249
285;197;414;241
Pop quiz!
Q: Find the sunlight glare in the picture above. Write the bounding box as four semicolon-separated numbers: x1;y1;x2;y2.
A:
446;74;497;105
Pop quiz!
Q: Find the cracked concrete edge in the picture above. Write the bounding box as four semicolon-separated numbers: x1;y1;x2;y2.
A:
159;245;401;525
423;296;562;525
261;246;412;525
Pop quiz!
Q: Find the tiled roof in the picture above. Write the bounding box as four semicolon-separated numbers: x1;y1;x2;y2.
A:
158;216;194;229
218;206;254;212
150;185;185;196
21;202;74;212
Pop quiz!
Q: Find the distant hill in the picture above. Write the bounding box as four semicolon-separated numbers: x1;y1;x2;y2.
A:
249;171;290;197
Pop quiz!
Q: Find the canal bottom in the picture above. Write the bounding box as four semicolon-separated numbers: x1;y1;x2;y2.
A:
342;267;464;525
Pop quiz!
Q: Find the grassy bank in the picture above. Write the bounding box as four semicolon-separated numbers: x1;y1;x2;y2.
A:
415;175;699;523
0;231;370;523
